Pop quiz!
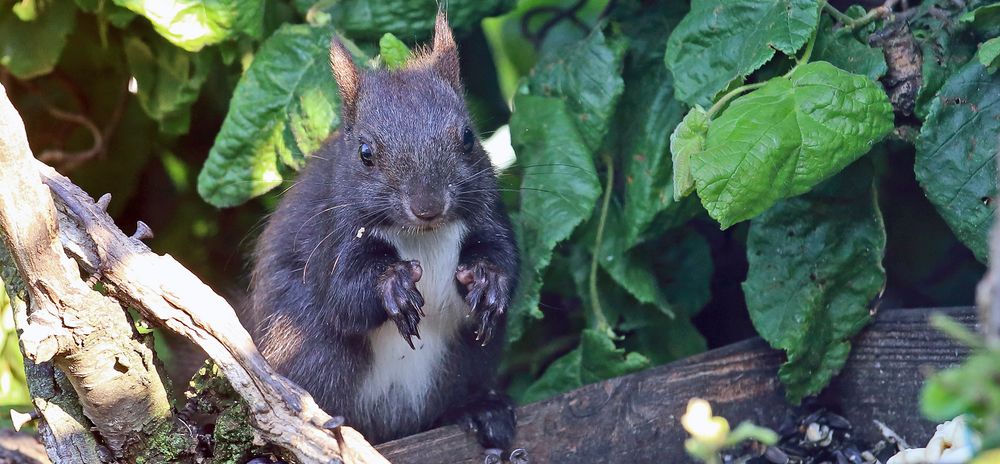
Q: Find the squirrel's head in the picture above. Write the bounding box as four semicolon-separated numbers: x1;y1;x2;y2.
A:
328;12;496;231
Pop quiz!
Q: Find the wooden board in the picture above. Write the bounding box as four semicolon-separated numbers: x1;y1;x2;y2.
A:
377;307;977;463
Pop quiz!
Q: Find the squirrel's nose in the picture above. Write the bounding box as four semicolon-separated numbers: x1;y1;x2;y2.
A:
409;197;445;221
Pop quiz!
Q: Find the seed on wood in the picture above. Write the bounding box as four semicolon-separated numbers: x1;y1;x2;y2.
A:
764;446;790;464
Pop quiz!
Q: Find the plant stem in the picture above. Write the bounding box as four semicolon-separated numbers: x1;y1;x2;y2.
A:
822;2;854;25
589;154;614;334
796;22;818;65
706;82;766;118
823;0;898;32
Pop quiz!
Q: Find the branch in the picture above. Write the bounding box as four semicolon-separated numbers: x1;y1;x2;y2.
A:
0;84;388;463
869;17;922;116
0;83;176;461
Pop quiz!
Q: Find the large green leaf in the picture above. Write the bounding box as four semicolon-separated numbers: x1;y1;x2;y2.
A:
526;29;627;152
124;36;210;135
915;60;1000;262
508;95;602;342
0;0;76;79
664;0;820;106
506;30;625;343
613;0;691;246
744;161;886;404
112;0;264;52
692;61;893;228
519;329;649;403
198;25;354;207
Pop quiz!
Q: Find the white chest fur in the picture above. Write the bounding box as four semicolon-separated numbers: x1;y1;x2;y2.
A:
359;222;469;426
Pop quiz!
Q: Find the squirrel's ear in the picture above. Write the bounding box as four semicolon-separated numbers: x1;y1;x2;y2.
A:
431;11;462;92
330;36;359;122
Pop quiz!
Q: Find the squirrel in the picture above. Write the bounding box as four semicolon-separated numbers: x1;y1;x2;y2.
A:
246;12;524;462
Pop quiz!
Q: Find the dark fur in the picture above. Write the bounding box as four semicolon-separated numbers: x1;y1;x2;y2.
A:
246;14;520;448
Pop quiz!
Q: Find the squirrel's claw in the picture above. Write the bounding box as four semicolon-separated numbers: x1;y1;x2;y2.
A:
379;260;425;349
509;448;529;464
456;261;510;346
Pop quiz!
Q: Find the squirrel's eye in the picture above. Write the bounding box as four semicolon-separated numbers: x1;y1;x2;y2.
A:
359;142;374;166
462;127;475;152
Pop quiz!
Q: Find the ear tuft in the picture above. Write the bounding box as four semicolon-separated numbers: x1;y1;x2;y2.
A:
329;36;360;123
431;11;462;92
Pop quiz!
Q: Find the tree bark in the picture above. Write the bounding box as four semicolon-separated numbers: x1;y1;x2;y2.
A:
0;83;173;462
976;158;1000;342
0;82;389;463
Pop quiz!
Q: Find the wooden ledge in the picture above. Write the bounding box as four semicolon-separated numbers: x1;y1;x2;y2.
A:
377;307;976;463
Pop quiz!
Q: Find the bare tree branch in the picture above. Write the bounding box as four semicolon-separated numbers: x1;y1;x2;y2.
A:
0;82;388;463
0;82;176;461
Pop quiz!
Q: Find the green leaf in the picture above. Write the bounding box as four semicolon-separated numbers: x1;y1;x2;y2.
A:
915;60;1000;262
520;329;649;403
198;25;359;207
922;350;1000;421
482;0;611;102
314;0;508;41
625;314;706;366
0;0;76;79
812;14;888;80
910;1;980;118
692;61;893;228
508;95;602;342
744;161;886;404
378;33;409;70
979;37;1000;72
112;0;264;52
124;36;210;135
526;30;627;152
12;0;36;20
670;106;708;202
597;210;674;317
592;213;711;320
960;2;1000;33
664;0;820;106
650;229;713;318
506;30;626;343
612;0;691;245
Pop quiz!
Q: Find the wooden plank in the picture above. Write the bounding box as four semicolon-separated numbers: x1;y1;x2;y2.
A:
377;307;976;463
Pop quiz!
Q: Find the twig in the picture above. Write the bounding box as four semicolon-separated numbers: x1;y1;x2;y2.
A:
36;80;128;171
844;0;900;32
822;2;854;26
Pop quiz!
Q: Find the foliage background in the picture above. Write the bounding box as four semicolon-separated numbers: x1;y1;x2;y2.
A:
0;0;997;433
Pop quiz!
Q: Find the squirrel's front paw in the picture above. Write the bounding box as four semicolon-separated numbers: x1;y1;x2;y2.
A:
378;260;425;349
456;261;510;345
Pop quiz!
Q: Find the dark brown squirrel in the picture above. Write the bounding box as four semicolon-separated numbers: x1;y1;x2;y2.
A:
245;12;523;461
